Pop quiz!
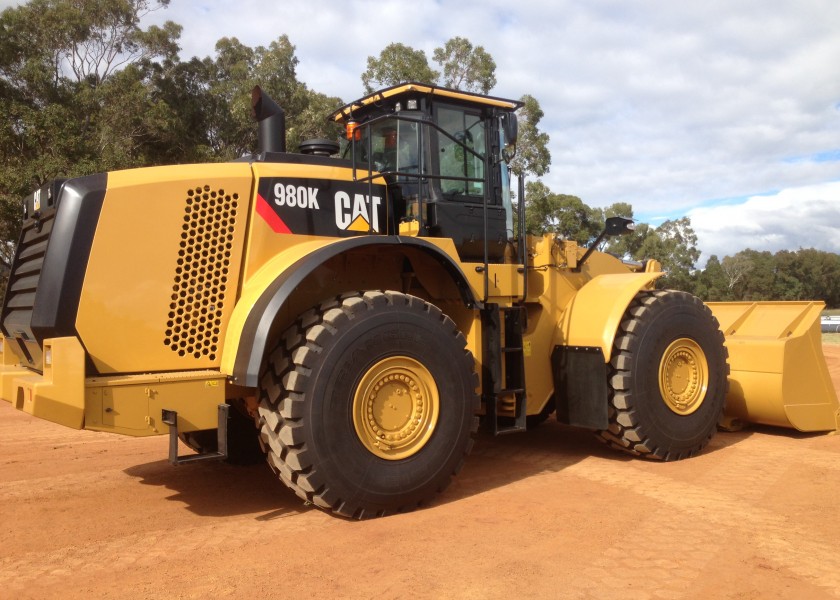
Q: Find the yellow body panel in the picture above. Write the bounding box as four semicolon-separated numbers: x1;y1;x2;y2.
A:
510;234;662;416
0;341;28;404
220;236;346;377
709;302;840;432
7;337;85;429
84;370;226;436
3;165;836;438
221;232;488;380
486;264;526;300
557;273;662;362
76;163;252;374
519;302;560;416
2;333;227;435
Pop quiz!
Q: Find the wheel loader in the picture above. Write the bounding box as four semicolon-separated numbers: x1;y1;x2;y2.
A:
1;83;837;519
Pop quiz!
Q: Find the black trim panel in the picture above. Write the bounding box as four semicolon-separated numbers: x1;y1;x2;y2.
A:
552;345;609;430
31;173;107;341
233;235;478;387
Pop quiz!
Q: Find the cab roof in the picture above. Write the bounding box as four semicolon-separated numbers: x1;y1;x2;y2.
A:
328;82;524;123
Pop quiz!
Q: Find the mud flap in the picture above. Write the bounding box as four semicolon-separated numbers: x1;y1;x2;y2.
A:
707;301;840;432
552;345;609;429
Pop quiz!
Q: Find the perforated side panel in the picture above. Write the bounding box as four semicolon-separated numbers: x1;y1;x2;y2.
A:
164;185;239;360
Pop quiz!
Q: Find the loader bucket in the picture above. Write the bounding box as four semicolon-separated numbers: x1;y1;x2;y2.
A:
706;301;840;432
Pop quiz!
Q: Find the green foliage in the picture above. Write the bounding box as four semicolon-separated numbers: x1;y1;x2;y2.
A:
823;333;840;345
0;0;181;276
604;202;633;220
196;35;343;159
705;247;840;306
361;43;439;93
601;203;637;255
520;179;840;305
639;217;700;290
693;255;728;300
0;1;343;288
359;39;550;183
3;6;837;311
509;94;551;179
432;37;496;94
523;181;602;244
361;37;497;95
521;182;702;293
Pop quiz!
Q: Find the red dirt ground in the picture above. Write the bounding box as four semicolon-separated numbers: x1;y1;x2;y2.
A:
2;346;840;599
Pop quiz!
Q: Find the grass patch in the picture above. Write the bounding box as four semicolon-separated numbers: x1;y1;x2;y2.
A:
823;309;840;317
823;333;840;345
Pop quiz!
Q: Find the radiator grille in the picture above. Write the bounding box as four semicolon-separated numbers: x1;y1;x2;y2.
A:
164;185;239;360
0;182;61;368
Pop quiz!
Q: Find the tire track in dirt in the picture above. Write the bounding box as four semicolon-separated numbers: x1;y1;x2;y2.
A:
564;446;840;598
0;512;322;593
697;436;797;497
1;347;838;599
0;467;140;500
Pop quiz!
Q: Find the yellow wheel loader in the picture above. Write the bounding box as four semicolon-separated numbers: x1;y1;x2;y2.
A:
1;83;837;518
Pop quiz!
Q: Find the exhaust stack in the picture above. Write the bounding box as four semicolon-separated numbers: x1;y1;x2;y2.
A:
251;85;286;154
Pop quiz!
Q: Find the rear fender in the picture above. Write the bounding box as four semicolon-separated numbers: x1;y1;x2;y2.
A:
221;236;477;388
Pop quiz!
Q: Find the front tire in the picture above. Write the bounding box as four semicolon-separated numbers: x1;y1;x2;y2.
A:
258;291;479;519
598;290;729;460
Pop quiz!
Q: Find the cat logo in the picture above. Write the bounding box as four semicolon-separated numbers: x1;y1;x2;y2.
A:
256;177;386;236
334;191;382;232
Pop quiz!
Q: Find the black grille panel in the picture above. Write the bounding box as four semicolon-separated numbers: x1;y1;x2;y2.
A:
164;185;239;361
1;174;107;371
0;181;61;368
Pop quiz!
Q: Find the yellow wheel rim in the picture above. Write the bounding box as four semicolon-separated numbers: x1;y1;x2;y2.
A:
352;356;440;460
658;338;709;416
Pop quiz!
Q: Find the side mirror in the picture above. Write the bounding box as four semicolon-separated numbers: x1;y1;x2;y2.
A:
575;216;636;272
604;216;635;236
501;113;518;146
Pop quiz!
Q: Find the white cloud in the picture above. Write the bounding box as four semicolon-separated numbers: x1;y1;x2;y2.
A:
689;181;840;263
147;1;840;210
6;0;839;259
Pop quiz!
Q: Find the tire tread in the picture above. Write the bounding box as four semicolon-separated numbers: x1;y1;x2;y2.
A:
597;290;729;461
258;291;479;518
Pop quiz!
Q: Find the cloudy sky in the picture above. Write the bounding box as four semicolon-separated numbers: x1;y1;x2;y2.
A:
4;0;839;262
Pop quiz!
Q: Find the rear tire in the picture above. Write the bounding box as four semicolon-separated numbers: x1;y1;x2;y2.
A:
598;290;729;460
258;291;479;519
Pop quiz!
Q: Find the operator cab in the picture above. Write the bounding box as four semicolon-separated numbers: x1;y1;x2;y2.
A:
329;83;522;262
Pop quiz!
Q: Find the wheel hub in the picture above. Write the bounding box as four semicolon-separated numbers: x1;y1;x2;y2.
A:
658;338;709;415
353;356;440;460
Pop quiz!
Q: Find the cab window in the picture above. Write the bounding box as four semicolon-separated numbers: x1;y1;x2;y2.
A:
436;106;485;198
345;118;421;177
